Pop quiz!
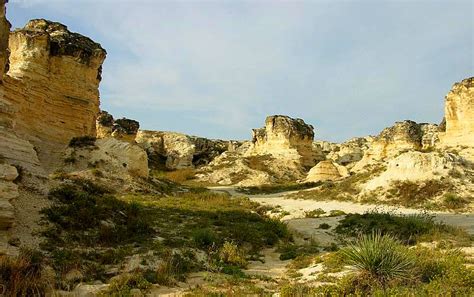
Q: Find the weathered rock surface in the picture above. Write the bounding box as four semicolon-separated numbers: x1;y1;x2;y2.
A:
249;115;317;168
364;151;461;190
63;137;149;178
136;130;229;170
0;163;17;230
4;19;106;170
439;77;474;147
352;121;439;172
305;160;349;182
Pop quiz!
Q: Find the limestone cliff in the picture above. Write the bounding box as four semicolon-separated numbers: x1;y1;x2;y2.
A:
352;121;439;171
249;115;317;168
136;130;229;170
439;77;474;147
4;19;106;170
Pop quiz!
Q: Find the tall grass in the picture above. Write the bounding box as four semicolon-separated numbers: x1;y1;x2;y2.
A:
0;248;53;296
340;232;414;286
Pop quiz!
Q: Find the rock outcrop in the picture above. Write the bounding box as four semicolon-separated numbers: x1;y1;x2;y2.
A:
352;121;439;172
136;130;229;170
305;160;349;182
63;137;149;178
439;77;474;147
4;19;106;170
96;111;140;143
249;115;317;168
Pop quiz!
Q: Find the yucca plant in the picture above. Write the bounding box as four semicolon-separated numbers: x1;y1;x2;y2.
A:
340;232;414;287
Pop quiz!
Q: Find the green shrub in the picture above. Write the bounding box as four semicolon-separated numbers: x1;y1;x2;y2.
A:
68;136;96;148
328;209;346;217
340;232;414;286
304;208;326;218
101;273;151;296
218;241;247;268
318;223;331;229
389;180;451;207
192;228;218;249
335;211;460;245
443;193;469;209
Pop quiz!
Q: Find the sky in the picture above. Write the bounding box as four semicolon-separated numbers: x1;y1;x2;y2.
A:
7;0;474;142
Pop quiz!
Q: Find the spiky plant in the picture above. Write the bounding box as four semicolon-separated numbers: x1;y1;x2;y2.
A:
340;232;414;286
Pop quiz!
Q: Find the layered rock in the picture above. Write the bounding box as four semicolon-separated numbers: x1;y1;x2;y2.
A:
0;163;17;230
136;130;229;170
249;115;317;168
439;77;474;147
352;121;438;171
305;160;349;182
4;19;106;170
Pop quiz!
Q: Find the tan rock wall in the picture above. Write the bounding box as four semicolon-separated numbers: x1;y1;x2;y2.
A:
439;77;474;147
250;115;316;168
4;19;106;170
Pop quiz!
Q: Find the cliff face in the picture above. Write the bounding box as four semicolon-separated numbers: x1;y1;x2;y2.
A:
250;115;316;168
439;77;474;147
136;130;229;170
4;19;106;170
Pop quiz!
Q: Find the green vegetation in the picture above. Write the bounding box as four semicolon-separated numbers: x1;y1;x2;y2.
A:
340;232;414;286
304;208;326;218
237;182;321;195
38;179;290;290
335;211;470;245
443;192;470;209
68;135;96;148
100;273;151;296
280;236;474;296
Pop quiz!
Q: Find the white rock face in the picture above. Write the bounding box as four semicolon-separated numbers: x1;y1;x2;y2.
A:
364;151;460;190
249;115;317;168
439;77;474;147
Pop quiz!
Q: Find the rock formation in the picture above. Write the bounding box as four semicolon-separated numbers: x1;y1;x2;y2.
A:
96;110;140;143
352;121;439;172
439;77;474;147
305;160;349;182
249;115;317;168
136;130;229;170
4;19;106;170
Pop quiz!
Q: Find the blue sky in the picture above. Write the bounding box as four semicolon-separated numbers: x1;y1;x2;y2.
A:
8;0;473;142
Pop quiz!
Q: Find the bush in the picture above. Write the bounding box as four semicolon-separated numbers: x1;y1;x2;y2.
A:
154;251;198;285
335;211;458;245
218;241;247;268
443;193;469;209
389;180;451;207
192;228;218;249
0;248;52;296
101;273;151;296
304;208;326;218
68;136;96;148
328;209;346;217
340;232;414;286
318;223;331;229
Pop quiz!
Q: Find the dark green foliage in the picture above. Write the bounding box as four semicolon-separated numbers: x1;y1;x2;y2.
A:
68;136;96;148
192;228;218;248
335;211;456;244
42;181;153;246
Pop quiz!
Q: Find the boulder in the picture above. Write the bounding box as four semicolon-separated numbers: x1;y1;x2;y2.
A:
305;160;349;182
